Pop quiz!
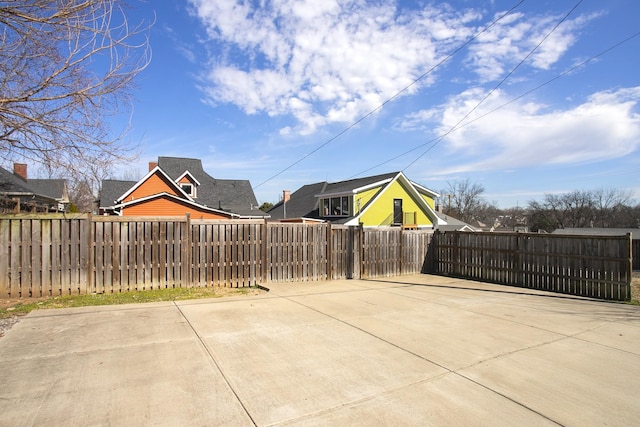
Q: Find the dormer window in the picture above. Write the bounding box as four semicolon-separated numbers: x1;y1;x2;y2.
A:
181;183;195;198
321;196;350;217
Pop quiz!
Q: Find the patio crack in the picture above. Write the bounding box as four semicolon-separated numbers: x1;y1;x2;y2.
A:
173;301;258;427
280;293;565;427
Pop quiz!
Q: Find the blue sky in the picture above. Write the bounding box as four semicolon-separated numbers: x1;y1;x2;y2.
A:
115;0;640;208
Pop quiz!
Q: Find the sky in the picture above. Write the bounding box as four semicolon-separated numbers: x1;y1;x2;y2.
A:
113;0;640;208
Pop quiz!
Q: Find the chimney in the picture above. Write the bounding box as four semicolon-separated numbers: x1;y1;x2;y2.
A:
283;190;291;203
149;161;158;171
13;163;27;180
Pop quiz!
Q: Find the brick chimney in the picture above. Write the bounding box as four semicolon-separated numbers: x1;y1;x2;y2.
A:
149;161;158;171
283;190;291;203
13;163;27;180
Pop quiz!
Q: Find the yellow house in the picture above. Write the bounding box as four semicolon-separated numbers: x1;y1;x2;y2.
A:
269;172;444;229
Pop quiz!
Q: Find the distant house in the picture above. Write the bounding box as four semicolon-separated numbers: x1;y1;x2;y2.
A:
98;156;268;219
433;211;480;232
0;163;69;213
268;171;457;229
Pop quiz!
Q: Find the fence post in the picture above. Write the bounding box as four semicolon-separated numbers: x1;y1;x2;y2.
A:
625;233;632;301
262;219;268;284
398;228;403;275
182;213;191;287
326;223;332;280
82;213;93;294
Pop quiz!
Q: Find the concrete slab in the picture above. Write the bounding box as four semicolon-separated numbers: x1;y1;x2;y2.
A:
0;275;639;426
179;297;447;426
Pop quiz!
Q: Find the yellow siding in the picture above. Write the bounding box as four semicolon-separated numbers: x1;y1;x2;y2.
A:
354;186;382;215
421;193;436;210
359;179;434;227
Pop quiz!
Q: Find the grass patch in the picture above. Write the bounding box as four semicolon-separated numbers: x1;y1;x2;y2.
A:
0;286;262;319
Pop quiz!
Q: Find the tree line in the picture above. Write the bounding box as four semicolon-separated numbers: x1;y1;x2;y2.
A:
441;180;639;232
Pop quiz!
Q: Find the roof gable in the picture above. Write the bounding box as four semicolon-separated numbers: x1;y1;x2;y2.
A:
157;157;263;216
352;172;440;226
117;166;192;204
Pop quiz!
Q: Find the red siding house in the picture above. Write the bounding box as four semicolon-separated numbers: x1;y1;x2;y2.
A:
98;157;268;219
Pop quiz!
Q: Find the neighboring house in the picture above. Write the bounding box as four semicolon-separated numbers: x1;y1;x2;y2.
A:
0;163;69;213
268;171;448;229
433;211;480;232
98;156;268;219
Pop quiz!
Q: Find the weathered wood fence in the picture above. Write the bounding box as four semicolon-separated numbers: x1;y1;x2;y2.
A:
0;215;433;298
427;231;632;301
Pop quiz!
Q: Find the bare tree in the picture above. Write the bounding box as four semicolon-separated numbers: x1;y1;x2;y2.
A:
0;0;151;186
527;189;638;232
442;179;487;223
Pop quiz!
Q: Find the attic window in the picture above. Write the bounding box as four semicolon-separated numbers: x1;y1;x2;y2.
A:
322;196;350;217
181;183;195;197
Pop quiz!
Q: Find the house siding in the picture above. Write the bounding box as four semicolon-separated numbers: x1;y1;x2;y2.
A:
420;193;436;209
359;179;434;227
126;173;180;202
122;196;229;219
354;186;382;215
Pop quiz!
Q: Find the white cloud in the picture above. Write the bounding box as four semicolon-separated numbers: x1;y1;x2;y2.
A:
186;0;596;136
188;0;476;134
402;86;640;176
466;12;593;80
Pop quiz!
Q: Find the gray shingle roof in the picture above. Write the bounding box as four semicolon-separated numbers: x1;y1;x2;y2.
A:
29;179;67;201
0;165;61;208
99;180;138;207
157;157;266;217
268;172;399;221
98;157;266;217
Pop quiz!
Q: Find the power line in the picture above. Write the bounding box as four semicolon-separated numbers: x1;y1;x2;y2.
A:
402;0;585;171
253;0;527;189
350;28;640;178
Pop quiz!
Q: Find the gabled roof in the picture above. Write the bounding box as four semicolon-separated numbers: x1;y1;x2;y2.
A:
117;166;193;203
269;171;441;226
269;182;328;220
318;172;398;197
0;165;61;206
98;157;267;218
99;180;137;208
157;157;265;217
434;211;480;232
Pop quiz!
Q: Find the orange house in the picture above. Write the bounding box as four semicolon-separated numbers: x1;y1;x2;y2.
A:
98;157;268;219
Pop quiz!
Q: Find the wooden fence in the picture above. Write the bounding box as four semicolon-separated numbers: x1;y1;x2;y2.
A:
0;214;433;298
427;231;632;301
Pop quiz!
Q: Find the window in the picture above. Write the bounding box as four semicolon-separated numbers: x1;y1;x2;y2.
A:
180;183;195;197
322;196;350;217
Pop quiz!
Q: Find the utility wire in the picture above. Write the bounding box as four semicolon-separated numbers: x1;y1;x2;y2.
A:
253;0;526;189
351;28;640;178
402;0;585;171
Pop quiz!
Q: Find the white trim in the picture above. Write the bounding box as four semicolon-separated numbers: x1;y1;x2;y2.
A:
314;177;394;199
114;192;239;218
175;170;201;187
116;166;193;203
410;180;440;198
351;172;442;226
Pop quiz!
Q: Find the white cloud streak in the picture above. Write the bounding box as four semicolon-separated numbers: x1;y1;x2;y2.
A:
402;86;640;176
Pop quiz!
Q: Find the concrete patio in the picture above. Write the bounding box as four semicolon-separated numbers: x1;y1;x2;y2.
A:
1;274;639;426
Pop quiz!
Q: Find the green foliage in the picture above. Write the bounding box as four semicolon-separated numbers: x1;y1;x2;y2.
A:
259;202;274;212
